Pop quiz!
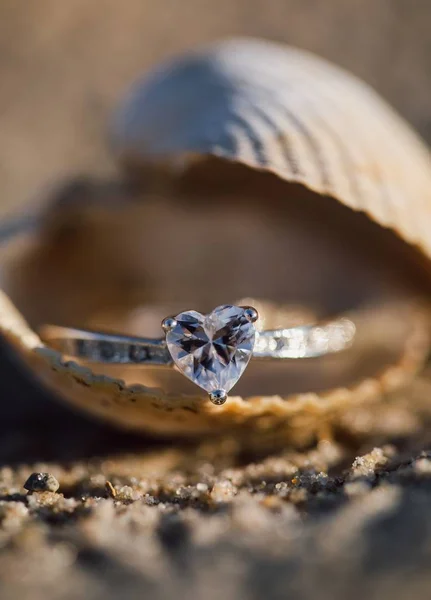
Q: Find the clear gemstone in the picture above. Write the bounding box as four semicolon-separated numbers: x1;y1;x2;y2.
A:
165;305;256;394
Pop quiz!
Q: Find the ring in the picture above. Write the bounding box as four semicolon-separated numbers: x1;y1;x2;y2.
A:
40;304;356;405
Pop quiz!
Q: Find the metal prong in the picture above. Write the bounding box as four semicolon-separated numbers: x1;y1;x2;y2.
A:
161;316;177;333
209;389;228;405
242;306;259;323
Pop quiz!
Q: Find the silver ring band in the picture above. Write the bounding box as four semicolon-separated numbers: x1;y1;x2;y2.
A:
41;318;355;365
40;304;355;404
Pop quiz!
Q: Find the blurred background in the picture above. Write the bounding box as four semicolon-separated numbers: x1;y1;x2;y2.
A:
1;0;431;219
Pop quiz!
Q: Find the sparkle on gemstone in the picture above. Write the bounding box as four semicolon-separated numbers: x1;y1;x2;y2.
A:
165;305;256;394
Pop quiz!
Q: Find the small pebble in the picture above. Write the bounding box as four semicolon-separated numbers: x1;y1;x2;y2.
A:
23;472;59;493
210;480;236;503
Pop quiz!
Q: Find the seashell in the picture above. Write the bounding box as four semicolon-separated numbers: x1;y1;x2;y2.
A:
1;38;431;448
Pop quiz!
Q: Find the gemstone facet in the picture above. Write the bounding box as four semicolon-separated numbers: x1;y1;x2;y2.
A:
165;305;257;395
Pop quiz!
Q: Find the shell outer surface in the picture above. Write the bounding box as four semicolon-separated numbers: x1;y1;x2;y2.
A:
114;38;431;258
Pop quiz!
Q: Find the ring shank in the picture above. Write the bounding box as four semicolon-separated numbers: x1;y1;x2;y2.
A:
40;317;356;366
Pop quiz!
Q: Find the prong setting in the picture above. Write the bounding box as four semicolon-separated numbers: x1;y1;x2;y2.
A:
242;306;259;323
161;316;177;333
209;389;228;405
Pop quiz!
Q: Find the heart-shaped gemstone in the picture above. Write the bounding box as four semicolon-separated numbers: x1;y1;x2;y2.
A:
165;305;256;394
